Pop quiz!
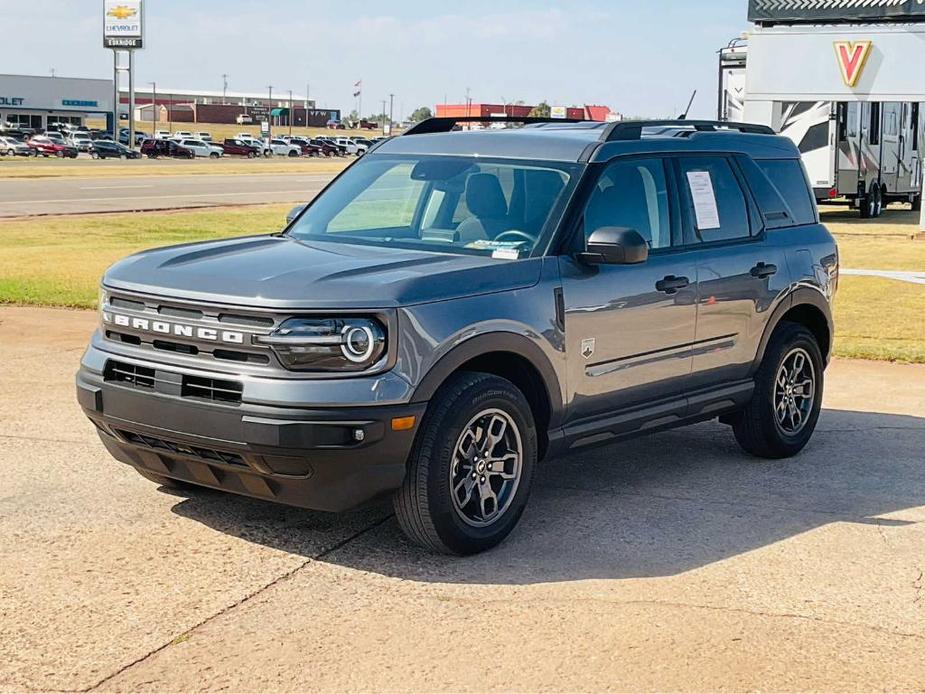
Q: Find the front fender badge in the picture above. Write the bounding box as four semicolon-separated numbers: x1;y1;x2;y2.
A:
581;338;595;360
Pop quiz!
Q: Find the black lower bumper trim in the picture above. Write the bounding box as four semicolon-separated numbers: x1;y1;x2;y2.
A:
78;371;426;512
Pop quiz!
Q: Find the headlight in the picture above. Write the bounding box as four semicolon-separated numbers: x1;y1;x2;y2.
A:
98;287;109;313
256;317;386;372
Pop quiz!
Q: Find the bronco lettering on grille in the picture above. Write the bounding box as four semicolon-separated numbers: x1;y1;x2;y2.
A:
102;312;245;344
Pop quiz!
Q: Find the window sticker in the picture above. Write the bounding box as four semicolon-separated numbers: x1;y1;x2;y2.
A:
686;171;721;230
464;239;530;260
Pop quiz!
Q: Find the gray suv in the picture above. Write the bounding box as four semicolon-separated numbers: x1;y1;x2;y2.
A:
77;118;838;555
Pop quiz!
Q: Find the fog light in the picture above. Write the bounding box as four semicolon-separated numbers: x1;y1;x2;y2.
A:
353;428;366;442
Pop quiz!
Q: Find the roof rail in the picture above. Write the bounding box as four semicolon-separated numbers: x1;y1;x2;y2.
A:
403;115;589;136
601;119;775;142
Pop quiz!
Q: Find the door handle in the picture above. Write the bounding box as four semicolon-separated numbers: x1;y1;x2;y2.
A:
656;275;690;294
750;262;778;279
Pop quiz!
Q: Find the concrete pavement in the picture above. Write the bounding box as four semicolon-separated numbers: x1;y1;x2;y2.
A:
1;306;923;692
0;172;336;217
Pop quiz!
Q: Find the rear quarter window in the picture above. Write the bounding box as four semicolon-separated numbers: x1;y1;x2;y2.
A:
758;159;817;226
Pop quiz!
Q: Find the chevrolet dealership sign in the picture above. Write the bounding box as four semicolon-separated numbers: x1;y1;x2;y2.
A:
104;0;144;49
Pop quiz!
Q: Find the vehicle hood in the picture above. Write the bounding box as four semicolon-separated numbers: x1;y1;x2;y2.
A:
103;235;542;309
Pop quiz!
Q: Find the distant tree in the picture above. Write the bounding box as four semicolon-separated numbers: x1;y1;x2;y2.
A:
528;101;551;118
343;109;359;125
409;106;434;123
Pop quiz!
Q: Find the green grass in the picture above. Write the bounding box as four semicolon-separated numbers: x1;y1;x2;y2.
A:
833;276;925;363
0;205;289;308
821;205;925;272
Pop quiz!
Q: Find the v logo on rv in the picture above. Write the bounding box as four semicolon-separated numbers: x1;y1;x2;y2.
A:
834;41;873;88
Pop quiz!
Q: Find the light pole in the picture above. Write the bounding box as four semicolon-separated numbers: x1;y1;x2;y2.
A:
266;86;273;144
381;99;387;136
388;93;394;136
222;74;228;104
149;81;157;135
288;89;293;136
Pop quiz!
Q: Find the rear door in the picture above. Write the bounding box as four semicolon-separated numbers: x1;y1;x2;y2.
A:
678;155;796;390
559;156;698;425
881;103;901;190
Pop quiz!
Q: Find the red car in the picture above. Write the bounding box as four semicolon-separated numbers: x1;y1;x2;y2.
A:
140;139;194;159
309;138;340;157
287;138;322;157
28;136;79;158
222;139;261;158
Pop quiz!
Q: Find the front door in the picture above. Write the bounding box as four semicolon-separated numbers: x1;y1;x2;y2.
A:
559;157;698;425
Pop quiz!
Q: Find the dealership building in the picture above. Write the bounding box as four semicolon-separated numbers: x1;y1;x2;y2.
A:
0;74;114;130
120;87;341;126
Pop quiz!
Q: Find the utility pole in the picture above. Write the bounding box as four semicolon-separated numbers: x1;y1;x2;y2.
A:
222;74;228;104
388;93;394;136
381;99;387;136
50;68;56;78
305;83;310;125
288;89;293;136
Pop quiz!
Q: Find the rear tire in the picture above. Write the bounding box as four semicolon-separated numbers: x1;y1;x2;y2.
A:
731;322;824;459
393;372;537;555
912;195;921;212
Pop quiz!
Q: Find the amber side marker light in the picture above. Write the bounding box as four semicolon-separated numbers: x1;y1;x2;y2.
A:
391;416;416;431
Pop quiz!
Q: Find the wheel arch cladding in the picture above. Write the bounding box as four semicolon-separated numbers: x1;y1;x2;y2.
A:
411;334;562;460
753;289;833;373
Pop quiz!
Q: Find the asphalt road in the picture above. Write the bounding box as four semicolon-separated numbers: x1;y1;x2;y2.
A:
0;172;336;217
1;306;924;692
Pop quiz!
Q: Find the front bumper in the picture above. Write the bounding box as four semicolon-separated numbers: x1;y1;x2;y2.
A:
77;353;425;513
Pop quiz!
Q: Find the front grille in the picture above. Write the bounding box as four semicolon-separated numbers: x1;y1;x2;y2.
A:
181;374;243;404
104;361;155;389
118;430;246;467
102;291;282;371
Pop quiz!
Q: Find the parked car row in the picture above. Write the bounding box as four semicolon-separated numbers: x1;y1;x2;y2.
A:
0;126;390;162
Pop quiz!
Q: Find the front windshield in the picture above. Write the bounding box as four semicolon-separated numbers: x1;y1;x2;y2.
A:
288;155;578;259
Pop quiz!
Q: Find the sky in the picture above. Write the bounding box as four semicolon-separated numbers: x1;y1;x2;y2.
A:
2;0;751;120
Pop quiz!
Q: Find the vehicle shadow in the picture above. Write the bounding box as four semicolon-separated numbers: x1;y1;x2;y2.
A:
169;408;925;585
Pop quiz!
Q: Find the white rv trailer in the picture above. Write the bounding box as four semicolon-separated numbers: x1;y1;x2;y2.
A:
720;4;925;217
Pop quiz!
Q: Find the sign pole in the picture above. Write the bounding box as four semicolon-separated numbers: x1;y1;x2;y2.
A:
112;50;119;137
128;50;135;149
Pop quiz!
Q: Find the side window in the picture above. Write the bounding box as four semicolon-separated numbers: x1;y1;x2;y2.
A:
847;103;860;138
582;158;671;250
678;156;750;243
869;103;881;146
912;103;920;152
758;159;817;226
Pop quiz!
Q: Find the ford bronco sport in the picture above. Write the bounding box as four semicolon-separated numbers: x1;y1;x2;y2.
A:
77;117;838;555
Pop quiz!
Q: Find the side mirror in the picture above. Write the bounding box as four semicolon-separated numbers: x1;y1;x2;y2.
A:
286;204;306;225
578;227;649;265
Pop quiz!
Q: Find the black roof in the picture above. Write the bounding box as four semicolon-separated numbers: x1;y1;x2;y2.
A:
374;118;800;164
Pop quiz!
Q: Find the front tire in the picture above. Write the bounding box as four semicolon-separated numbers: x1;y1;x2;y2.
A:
394;372;537;555
731;322;824;459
